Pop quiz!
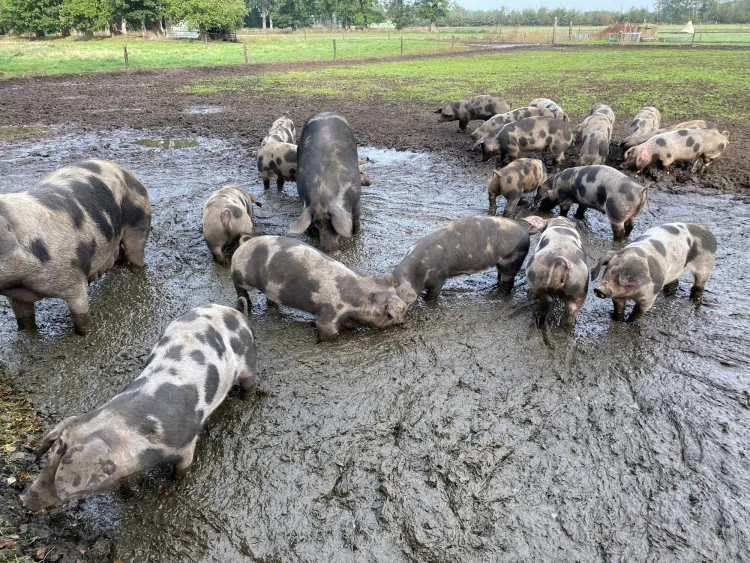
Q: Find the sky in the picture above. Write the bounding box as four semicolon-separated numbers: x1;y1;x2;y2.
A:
456;0;655;12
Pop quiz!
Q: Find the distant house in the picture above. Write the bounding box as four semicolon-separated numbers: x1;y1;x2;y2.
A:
166;21;199;39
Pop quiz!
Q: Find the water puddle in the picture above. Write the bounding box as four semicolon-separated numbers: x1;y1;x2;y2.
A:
183;105;223;115
132;138;201;150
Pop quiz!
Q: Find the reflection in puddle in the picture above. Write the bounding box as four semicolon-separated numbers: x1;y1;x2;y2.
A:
132;138;200;150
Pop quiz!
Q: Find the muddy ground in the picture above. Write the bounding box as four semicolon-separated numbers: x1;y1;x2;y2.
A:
1;51;750;562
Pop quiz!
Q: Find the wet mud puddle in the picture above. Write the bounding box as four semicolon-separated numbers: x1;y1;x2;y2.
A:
1;130;749;562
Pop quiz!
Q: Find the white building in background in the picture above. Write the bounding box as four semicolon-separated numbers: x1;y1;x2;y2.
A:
166;21;199;39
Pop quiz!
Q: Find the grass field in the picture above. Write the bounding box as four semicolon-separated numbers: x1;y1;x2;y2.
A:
183;48;750;120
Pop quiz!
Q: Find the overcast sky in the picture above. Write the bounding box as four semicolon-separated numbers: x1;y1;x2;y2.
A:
457;0;655;12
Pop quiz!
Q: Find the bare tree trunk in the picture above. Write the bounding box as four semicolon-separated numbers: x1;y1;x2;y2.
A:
157;17;164;38
269;12;273;30
261;3;267;32
429;20;435;32
121;18;127;35
141;18;146;39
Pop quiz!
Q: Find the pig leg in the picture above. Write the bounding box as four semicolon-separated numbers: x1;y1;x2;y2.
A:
488;193;497;215
262;176;271;190
352;211;361;234
497;254;525;294
559;204;571;218
627;295;657;322
663;279;680;295
535;294;552;326
458;119;469;132
564;298;584;328
502;193;520;217
234;284;252;311
315;310;341;341
611;222;627;242
690;267;713;302
63;283;92;334
276;175;285;190
424;278;446;301
624;219;636;237
611;298;627;322
574;205;587;220
8;298;36;331
210;245;227;265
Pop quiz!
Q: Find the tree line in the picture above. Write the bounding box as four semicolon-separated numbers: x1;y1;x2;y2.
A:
2;0;749;38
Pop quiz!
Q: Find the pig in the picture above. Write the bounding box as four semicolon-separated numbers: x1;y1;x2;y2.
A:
261;116;296;146
587;103;614;123
478;117;573;169
577;112;614;166
387;216;531;302
0;160;151;334
435;95;511;131
201;186;262;265
231;235;407;341
529;98;569;121
591;223;716;322
627;106;661;137
620;120;716;150
487;158;547;216
358;158;372;187
535;165;648;241
257;142;297;190
471;107;560;142
289;112;361;253
21;302;258;511
522;216;589;328
623;128;729;174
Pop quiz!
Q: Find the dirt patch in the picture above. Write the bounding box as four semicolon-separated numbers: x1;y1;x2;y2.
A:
0;50;749;562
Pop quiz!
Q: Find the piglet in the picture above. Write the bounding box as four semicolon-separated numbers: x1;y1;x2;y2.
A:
257;142;297;190
523;216;589;327
591;223;717;322
21;303;258;512
487;158;547;216
435;95;510;131
202;186;261;265
624;128;729;174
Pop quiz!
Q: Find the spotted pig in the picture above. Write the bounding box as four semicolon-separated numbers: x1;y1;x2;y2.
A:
20;303;258;511
261;116;296;146
289;112;362;252
627;106;661;137
0;160;151;334
523;216;588;327
576;104;614;166
536;165;648;241
478;117;573;168
201;186;262;265
257;142;297;190
231;236;407;341
620;120;716;150
487;158;547;216
591;223;716;322
435;95;511;131
387;216;530;302
471;107;560;142
528;98;569;121
624;128;729;174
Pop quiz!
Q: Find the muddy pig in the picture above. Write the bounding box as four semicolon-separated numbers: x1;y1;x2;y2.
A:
261;116;296;146
387;216;530;302
232;235;407;340
471;107;559;142
620;120;716;150
577;113;613;166
257;142;297;190
624;128;729;173
591;223;716;322
201;186;262;264
478;117;573;168
487;158;547;216
289;112;361;252
21;303;258;511
523;216;588;327
627;106;661;137
536;165;648;241
358;158;372;187
435;95;511;131
529;98;569;121
0;160;151;334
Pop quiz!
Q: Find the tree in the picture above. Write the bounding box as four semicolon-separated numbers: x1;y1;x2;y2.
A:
1;0;62;36
273;0;309;28
415;0;447;31
167;0;246;37
59;0;114;33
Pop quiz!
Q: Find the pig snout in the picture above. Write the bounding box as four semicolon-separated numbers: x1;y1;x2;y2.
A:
594;283;611;298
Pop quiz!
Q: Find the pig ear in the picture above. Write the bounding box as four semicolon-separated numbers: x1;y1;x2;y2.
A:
35;416;78;461
289;207;312;234
54;437;116;502
247;194;262;209
239;234;253;245
590;250;616;281
617;263;650;287
329;204;353;238
0;217;19;256
433;108;443;114
492;169;502;179
473;138;486;151
522;216;547;234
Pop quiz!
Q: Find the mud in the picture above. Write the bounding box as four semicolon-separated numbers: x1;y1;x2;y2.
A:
1;121;749;562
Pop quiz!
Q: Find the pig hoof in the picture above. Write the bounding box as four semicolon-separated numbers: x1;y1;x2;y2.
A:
534;312;547;327
16;316;37;331
72;314;93;335
498;281;514;295
690;287;704;302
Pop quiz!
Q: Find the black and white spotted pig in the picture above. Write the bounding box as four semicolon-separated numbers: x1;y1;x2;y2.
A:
536;165;648;241
289;112;362;253
231;236;407;341
261;116;296;146
523;216;589;328
624;128;729;174
529;98;569;121
20;303;258;512
387;216;530;302
257;142;297;190
0;160;151;334
201;186;262;265
435;95;511;131
478;117;573;168
471;107;559;142
627;106;661;137
487;158;547;216
620;120;716;150
591;223;717;322
576;104;614;166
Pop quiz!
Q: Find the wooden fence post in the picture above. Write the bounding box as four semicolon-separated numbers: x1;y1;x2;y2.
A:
243;41;248;64
400;36;403;55
552;16;557;44
304;30;306;40
451;35;455;53
333;39;337;60
123;43;129;69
